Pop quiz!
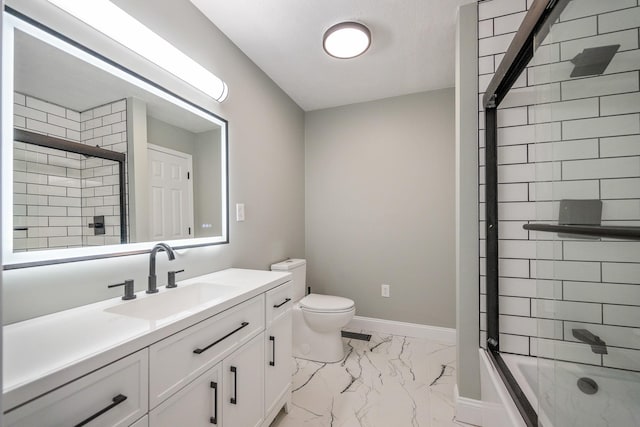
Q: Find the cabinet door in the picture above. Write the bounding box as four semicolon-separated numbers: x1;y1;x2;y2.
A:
149;363;222;427
265;311;293;418
222;333;265;427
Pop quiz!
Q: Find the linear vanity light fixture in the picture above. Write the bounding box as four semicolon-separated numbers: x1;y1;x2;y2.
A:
46;0;229;101
323;21;371;59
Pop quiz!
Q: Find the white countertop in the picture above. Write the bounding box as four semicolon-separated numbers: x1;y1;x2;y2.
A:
2;268;291;411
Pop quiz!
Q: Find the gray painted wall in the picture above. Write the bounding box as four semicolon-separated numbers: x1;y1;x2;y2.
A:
127;98;149;243
455;3;480;400
305;90;456;328
194;130;222;237
147;115;197;156
3;0;305;324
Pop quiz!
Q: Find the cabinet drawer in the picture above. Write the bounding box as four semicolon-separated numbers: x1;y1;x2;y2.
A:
5;349;148;427
265;281;293;325
149;295;265;408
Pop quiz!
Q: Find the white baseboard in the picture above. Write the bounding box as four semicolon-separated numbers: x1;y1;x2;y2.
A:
454;384;483;426
347;315;456;345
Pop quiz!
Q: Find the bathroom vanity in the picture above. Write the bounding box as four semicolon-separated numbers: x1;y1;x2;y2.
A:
3;269;294;427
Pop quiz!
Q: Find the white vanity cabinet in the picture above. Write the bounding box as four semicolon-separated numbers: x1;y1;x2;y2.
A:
3;270;294;427
264;281;294;426
4;349;148;427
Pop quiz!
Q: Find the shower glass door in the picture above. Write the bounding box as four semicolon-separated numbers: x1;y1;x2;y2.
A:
531;0;640;425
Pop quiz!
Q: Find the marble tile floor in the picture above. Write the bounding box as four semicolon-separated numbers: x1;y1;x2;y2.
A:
271;329;479;427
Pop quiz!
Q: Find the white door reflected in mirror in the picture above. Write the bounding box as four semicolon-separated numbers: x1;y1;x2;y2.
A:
148;145;193;241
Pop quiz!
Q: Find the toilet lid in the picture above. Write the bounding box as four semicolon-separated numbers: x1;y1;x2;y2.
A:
300;294;355;312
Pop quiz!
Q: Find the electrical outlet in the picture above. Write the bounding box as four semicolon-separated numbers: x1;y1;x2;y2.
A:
381;284;390;298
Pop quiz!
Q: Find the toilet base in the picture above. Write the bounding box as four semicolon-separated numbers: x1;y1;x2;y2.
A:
292;305;354;363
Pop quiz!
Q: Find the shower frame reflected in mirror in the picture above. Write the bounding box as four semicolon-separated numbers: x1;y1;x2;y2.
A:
13;128;128;245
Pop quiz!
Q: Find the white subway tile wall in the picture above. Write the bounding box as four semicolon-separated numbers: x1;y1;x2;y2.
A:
477;0;640;372
80;100;128;247
13;94;128;251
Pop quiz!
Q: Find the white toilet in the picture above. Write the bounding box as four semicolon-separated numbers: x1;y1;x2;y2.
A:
271;259;355;363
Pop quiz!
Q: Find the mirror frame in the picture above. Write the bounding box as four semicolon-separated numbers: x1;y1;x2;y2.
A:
2;8;229;270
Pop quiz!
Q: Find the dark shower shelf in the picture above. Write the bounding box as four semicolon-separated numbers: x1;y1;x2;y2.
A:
523;224;640;240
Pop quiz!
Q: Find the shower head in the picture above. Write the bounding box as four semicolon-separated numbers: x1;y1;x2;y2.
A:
570;44;619;78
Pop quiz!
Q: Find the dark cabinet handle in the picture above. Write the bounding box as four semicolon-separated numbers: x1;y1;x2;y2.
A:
74;394;127;427
230;366;238;404
210;381;218;424
193;322;250;354
269;335;276;366
273;298;291;308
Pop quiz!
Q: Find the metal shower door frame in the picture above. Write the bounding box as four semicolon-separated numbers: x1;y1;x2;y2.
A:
482;0;571;425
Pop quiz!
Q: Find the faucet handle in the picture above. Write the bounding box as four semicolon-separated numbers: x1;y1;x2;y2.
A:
167;269;185;288
108;279;136;300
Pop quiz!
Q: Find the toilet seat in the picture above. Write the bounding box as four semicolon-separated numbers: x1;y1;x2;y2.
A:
299;294;355;313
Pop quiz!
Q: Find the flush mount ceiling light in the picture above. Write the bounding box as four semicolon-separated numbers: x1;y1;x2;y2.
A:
323;22;371;59
46;0;228;101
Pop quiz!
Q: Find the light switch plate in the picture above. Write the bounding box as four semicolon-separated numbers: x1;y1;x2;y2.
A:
381;284;390;297
236;203;245;221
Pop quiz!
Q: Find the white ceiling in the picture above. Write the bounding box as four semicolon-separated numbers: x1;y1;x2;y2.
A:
190;0;474;111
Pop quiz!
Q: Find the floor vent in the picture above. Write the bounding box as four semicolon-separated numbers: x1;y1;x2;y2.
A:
341;331;371;341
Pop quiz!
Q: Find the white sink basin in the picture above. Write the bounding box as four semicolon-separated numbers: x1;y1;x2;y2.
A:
105;282;236;320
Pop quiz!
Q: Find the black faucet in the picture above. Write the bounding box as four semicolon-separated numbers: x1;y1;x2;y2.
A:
147;242;175;294
572;329;607;354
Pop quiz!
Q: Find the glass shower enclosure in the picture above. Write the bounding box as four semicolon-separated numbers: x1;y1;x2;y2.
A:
483;0;640;425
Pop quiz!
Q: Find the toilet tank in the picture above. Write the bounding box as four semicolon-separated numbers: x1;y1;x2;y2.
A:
270;259;307;302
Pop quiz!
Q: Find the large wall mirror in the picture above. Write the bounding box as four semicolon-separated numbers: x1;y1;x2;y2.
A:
2;10;229;269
